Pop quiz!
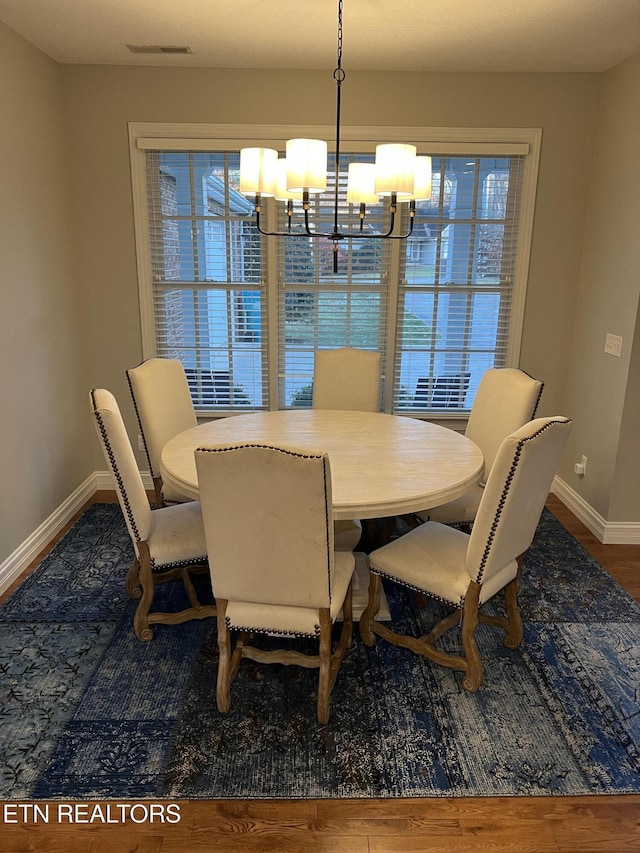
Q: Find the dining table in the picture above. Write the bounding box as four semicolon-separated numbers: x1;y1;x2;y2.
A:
161;408;484;522
161;409;483;622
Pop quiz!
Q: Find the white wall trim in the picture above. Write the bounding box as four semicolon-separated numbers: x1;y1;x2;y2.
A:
94;470;153;490
552;476;640;544
0;474;97;596
0;470;153;598
601;521;640;546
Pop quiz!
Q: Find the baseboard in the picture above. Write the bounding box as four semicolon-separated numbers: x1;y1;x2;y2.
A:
551;476;640;544
0;474;98;596
0;470;154;598
94;470;154;490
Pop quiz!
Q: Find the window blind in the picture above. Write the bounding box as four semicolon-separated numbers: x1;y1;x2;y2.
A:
393;154;526;414
145;151;269;412
277;154;389;409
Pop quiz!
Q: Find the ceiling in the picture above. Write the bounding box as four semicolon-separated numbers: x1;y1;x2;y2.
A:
1;0;639;73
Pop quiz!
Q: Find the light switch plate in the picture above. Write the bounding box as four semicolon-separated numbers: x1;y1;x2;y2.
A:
604;333;622;357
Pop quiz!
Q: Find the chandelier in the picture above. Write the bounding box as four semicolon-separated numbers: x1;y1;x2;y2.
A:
238;0;432;273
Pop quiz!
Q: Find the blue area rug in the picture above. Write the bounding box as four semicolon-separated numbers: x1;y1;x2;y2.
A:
0;503;638;799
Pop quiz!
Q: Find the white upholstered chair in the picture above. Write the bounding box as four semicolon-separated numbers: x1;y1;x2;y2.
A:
361;416;572;691
126;357;198;508
195;442;355;725
313;347;382;551
312;347;381;412
410;367;544;527
90;389;216;641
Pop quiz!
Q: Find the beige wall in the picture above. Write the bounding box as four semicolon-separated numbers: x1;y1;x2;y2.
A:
559;51;640;520
0;22;89;564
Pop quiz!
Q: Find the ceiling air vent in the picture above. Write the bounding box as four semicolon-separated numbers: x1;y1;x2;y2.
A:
126;45;193;55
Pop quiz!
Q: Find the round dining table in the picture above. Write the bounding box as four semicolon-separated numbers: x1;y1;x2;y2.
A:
160;409;484;522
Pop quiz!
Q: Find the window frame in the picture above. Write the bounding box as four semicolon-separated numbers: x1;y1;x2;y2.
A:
129;122;541;423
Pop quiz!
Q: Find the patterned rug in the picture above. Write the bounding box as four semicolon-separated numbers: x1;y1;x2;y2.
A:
1;503;638;800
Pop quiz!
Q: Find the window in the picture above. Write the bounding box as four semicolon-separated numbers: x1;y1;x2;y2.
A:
130;124;540;418
278;153;390;409
143;150;266;408
394;155;527;412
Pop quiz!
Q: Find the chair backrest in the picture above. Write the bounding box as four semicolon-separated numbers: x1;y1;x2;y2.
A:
466;416;572;591
126;358;197;478
312;348;381;412
466;368;543;479
90;389;152;548
195;443;335;609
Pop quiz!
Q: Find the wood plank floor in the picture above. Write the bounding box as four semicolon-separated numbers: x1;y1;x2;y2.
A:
2;492;639;853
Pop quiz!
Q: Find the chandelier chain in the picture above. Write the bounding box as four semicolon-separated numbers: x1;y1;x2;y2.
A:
334;0;345;83
328;0;345;244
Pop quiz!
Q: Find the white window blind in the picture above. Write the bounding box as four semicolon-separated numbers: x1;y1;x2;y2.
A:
145;150;268;412
278;154;389;408
394;154;526;414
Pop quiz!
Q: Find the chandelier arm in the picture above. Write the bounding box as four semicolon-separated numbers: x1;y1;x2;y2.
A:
302;205;346;242
254;203;303;238
341;212;416;240
383;215;416;240
254;195;415;241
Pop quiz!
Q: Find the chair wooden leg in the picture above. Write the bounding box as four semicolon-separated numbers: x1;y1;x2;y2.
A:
328;579;354;698
152;476;165;508
216;599;232;713
181;567;203;608
229;631;249;683
132;543;154;642
461;582;482;692
125;557;142;599
342;579;354;650
317;608;332;725
400;513;425;530
503;559;524;650
359;572;381;647
421;608;460;644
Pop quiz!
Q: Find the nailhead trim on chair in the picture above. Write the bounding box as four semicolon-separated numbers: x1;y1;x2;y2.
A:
196;442;334;602
529;377;544;418
321;458;332;600
150;555;208;572
91;389;142;544
370;566;464;609
196;442;326;460
475;417;567;585
225;616;321;639
126;365;155;477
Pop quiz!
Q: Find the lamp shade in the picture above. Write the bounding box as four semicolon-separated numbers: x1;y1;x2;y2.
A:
275;158;304;201
346;163;379;205
407;156;433;201
239;147;278;197
374;143;417;196
286;138;328;194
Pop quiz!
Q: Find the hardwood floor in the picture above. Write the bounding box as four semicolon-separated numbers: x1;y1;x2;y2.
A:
2;493;639;852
